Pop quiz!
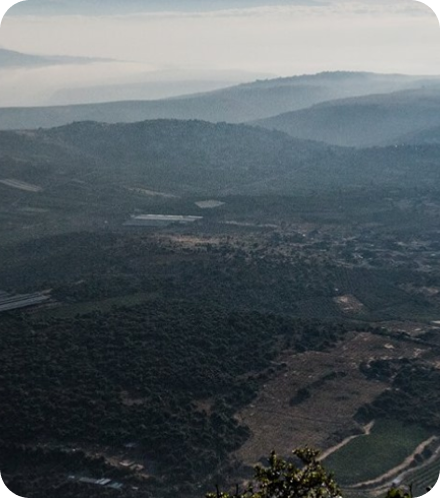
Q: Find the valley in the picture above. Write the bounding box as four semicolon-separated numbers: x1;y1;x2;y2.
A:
2;179;440;497
1;73;440;498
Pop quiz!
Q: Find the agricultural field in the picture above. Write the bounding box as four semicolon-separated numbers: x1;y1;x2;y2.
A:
234;332;432;468
323;419;431;486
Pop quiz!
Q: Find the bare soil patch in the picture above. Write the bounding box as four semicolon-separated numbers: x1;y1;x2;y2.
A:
334;295;365;314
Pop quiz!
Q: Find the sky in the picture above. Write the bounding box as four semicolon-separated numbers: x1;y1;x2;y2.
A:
0;0;439;106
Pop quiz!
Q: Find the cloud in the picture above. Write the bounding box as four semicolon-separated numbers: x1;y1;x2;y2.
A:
6;0;435;19
6;0;329;17
0;60;157;106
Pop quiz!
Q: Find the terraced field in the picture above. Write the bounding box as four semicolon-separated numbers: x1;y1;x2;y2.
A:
234;332;431;466
403;449;440;497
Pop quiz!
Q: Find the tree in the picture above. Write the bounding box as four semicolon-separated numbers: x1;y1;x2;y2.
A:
385;487;414;498
208;448;341;498
209;449;416;498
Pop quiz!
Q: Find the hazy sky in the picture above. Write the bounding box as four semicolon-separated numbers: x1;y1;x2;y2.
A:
0;0;439;106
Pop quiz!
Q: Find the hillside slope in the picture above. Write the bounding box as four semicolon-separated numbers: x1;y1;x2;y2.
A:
0;120;329;195
255;87;440;147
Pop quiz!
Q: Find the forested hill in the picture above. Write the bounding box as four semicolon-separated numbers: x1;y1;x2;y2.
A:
1;119;440;198
0;120;329;194
0;71;434;130
255;87;440;147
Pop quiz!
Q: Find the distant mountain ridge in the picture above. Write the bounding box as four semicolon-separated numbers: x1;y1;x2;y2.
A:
0;48;109;68
0;71;437;132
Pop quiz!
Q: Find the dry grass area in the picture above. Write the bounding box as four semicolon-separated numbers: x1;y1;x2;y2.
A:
234;332;430;466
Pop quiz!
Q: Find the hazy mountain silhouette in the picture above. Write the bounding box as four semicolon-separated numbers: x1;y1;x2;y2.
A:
255;86;440;147
0;48;109;68
0;72;435;130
